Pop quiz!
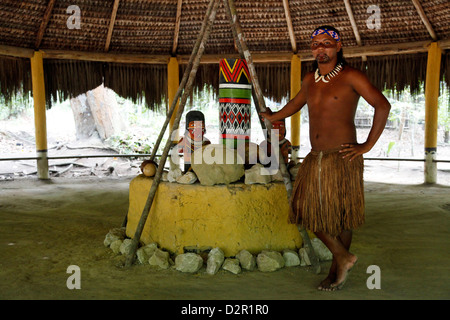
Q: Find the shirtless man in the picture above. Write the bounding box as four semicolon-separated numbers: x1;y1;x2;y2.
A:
260;26;391;291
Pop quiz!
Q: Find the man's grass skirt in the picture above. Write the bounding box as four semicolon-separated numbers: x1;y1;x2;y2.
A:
290;148;365;237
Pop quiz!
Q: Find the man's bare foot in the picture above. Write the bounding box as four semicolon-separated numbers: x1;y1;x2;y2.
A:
317;274;336;291
329;255;358;291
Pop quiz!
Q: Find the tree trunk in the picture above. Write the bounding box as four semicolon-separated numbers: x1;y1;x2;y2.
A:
70;84;127;141
70;94;97;140
86;84;127;140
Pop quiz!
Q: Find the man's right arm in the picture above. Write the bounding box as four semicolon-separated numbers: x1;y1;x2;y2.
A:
259;73;311;123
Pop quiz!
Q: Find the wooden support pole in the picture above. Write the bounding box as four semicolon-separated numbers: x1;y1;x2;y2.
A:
30;51;49;180
224;0;320;274
168;56;180;140
424;42;441;184
290;54;301;163
125;0;220;267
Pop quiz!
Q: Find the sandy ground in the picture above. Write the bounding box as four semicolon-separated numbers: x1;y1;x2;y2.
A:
0;175;449;301
1;109;449;303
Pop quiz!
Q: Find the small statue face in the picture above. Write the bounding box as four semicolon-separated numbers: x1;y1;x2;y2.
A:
188;120;205;142
272;121;286;140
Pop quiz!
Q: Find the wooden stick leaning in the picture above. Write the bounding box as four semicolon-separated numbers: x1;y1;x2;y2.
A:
224;0;321;274
120;0;217;229
125;0;221;267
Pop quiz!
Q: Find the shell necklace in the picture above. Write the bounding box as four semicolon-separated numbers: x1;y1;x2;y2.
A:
314;63;343;83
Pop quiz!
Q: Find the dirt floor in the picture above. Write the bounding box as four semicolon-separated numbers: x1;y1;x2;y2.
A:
0;174;449;301
1;110;449;303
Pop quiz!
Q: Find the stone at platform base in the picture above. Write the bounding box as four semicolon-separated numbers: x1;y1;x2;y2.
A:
126;175;303;257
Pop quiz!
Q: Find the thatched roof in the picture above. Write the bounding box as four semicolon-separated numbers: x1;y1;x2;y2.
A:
0;0;449;109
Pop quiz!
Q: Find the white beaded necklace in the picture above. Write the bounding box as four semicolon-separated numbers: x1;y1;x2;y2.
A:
314;63;343;83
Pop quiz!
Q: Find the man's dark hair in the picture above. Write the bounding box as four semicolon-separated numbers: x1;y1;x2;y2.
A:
311;25;347;69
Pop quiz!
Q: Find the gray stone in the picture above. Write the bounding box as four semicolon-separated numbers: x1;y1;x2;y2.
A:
299;247;311;266
311;238;333;261
271;169;284;182
206;247;225;275
222;258;241;274
110;239;123;254
244;164;272;185
236;250;256;271
136;242;158;264
176;171;198;184
175;253;204;273
168;167;182;183
119;238;134;256
149;248;170;269
256;250;285;272
283;249;301;267
191;144;244;186
103;227;126;247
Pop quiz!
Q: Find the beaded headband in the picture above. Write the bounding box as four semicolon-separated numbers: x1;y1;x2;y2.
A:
311;28;341;42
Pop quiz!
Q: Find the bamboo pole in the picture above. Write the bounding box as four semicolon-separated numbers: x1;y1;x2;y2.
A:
30;51;49;180
167;56;180;138
424;42;441;184
224;0;320;274
290;54;301;163
125;0;220;267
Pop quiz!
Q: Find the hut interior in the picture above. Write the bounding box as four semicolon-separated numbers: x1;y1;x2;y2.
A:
0;0;449;301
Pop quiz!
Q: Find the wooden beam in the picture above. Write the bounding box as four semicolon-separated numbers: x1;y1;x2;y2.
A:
343;0;367;61
282;0;297;53
411;0;438;41
1;39;449;64
105;0;121;52
0;45;34;58
167;57;180;135
35;0;56;49
41;49;170;64
172;0;183;55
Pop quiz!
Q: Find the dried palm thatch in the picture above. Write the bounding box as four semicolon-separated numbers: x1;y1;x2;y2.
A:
104;63;168;111
0;0;448;109
0;55;31;104
43;59;103;107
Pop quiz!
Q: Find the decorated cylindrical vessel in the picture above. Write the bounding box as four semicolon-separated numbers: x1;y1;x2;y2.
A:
219;58;251;148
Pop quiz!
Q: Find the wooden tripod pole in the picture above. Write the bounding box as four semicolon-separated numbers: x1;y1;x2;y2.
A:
125;0;221;267
224;0;320;274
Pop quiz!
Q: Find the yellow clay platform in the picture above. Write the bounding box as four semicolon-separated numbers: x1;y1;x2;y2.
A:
126;175;303;256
